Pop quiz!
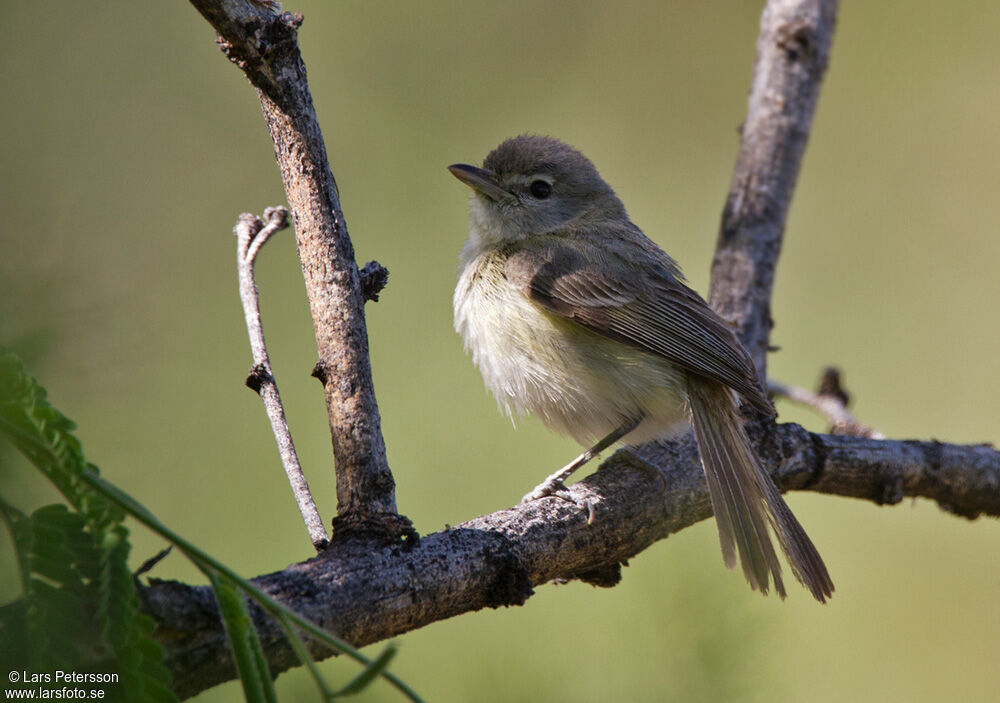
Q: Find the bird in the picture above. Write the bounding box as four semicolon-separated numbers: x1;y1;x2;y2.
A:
448;134;833;602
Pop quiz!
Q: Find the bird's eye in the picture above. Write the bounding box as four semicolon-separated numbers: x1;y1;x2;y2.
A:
529;180;552;199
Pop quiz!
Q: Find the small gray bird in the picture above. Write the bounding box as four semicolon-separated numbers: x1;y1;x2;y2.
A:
449;135;833;602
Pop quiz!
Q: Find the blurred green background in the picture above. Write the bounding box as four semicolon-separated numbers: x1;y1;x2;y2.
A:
2;1;999;701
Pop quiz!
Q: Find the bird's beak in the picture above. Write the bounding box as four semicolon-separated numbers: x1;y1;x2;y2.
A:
448;164;511;202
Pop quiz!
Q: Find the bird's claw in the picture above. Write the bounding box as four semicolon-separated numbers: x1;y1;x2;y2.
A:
520;481;596;524
520;479;571;504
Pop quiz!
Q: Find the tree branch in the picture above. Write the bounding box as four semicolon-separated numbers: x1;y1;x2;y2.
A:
710;0;838;376
769;368;885;439
188;0;409;539
146;427;1000;699
236;207;328;551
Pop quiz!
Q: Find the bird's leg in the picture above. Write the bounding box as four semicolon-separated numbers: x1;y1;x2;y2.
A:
520;416;642;503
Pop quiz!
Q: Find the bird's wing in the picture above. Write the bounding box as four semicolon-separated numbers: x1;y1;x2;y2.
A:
504;234;774;415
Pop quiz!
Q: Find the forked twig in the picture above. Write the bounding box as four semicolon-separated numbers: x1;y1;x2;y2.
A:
769;367;884;439
235;206;328;551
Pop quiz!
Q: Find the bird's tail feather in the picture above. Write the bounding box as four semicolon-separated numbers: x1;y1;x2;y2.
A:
687;377;834;603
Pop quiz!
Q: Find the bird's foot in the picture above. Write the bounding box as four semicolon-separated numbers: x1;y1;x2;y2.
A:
520;479;597;524
520;478;572;504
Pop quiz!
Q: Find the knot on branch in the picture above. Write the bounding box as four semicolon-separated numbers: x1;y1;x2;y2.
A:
775;19;817;62
359;261;390;302
245;362;272;393
252;11;303;60
876;474;905;506
575;563;623;588
330;510;418;548
310;360;330;384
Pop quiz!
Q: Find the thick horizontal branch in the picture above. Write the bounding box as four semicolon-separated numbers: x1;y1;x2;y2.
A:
146;425;999;698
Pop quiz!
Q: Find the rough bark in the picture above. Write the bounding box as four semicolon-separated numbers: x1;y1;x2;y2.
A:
147;427;999;699
710;0;838;377
187;1;407;538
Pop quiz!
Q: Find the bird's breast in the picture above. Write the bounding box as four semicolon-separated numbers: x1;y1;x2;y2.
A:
453;246;689;445
454;249;565;413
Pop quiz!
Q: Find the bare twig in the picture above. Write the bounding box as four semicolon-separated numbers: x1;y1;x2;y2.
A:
146;426;1000;698
235;207;328;551
189;0;409;541
769;368;884;439
709;0;839;377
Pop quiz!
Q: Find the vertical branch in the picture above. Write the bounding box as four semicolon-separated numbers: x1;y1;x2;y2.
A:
189;1;410;540
709;0;839;378
252;50;396;529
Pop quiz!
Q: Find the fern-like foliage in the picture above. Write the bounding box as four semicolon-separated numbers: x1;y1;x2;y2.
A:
0;347;420;702
0;348;176;702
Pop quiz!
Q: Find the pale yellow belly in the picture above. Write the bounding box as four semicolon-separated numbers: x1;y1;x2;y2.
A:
454;251;689;446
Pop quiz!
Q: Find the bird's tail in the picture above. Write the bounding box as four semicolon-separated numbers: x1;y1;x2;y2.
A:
686;377;834;603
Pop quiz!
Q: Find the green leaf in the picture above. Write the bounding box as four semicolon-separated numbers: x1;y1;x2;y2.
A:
0;347;176;702
276;611;337;700
210;571;279;703
332;644;398;698
0;348;121;527
80;468;424;701
0;498;33;593
1;346;421;702
0;599;29;669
